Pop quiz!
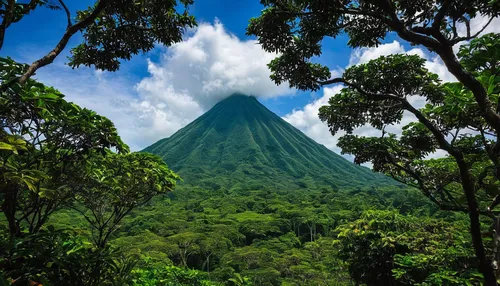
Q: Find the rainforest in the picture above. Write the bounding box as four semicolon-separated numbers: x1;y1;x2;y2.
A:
1;1;499;286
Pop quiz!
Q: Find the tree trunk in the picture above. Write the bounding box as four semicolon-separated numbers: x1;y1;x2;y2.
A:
2;187;20;236
206;254;211;273
493;216;500;278
456;156;498;285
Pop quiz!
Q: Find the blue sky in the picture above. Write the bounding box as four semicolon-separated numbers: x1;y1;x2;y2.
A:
2;1;496;154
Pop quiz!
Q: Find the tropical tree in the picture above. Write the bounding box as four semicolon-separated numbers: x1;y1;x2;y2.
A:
248;1;499;283
320;34;499;283
335;210;479;285
199;233;232;273
166;232;201;268
70;152;179;248
0;228;137;286
0;0;196;85
0;57;127;236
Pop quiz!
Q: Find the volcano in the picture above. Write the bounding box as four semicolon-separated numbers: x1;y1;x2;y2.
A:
143;94;397;191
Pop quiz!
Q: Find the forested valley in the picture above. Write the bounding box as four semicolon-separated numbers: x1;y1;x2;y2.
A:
1;0;499;285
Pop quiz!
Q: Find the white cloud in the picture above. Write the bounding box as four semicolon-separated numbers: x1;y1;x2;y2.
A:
136;20;292;109
348;40;405;66
349;40;456;83
457;15;500;38
284;86;344;153
34;20;293;150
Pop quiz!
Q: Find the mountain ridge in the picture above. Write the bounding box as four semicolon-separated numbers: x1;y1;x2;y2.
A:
143;93;398;191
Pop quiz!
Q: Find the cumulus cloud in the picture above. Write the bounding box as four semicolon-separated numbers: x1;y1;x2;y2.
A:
137;20;292;107
348;40;405;66
284;86;344;153
36;20;293;150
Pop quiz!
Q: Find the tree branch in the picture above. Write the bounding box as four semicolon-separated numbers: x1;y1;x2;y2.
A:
432;0;450;31
57;0;72;28
17;0;110;85
318;77;343;85
402;101;456;154
319;77;404;102
0;0;16;50
451;17;494;45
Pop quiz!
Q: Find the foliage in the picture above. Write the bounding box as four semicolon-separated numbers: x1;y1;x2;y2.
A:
0;228;217;286
247;0;498;91
335;210;480;285
71;152;179;248
44;184;453;286
316;33;500;282
1;1;192;284
130;264;219;286
0;57;128;235
0;58;180;284
0;228;135;286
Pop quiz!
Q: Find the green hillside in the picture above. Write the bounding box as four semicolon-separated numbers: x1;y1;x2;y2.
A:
144;94;397;191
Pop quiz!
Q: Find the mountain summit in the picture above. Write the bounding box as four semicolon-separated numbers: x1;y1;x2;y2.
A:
143;94;396;190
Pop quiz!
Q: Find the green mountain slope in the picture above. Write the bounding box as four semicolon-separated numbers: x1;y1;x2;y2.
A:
143;94;398;190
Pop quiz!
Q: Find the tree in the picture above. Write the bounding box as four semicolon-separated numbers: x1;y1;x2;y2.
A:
70;152;179;248
0;0;196;85
0;57;128;236
130;264;217;286
335;210;479;285
166;232;201;268
199;232;232;273
0;59;181;284
317;36;499;283
248;1;499;283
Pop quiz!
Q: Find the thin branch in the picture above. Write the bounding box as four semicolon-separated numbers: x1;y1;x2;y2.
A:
411;26;433;36
489;195;500;212
318;77;343;85
16;0;111;85
277;5;441;50
464;17;471;38
57;0;72;28
450;128;460;146
0;0;40;50
319;77;404;102
402;101;457;155
68;205;98;229
451;18;458;39
451;17;494;44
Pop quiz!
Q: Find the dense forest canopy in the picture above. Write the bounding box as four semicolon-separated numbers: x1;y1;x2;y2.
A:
0;0;499;285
